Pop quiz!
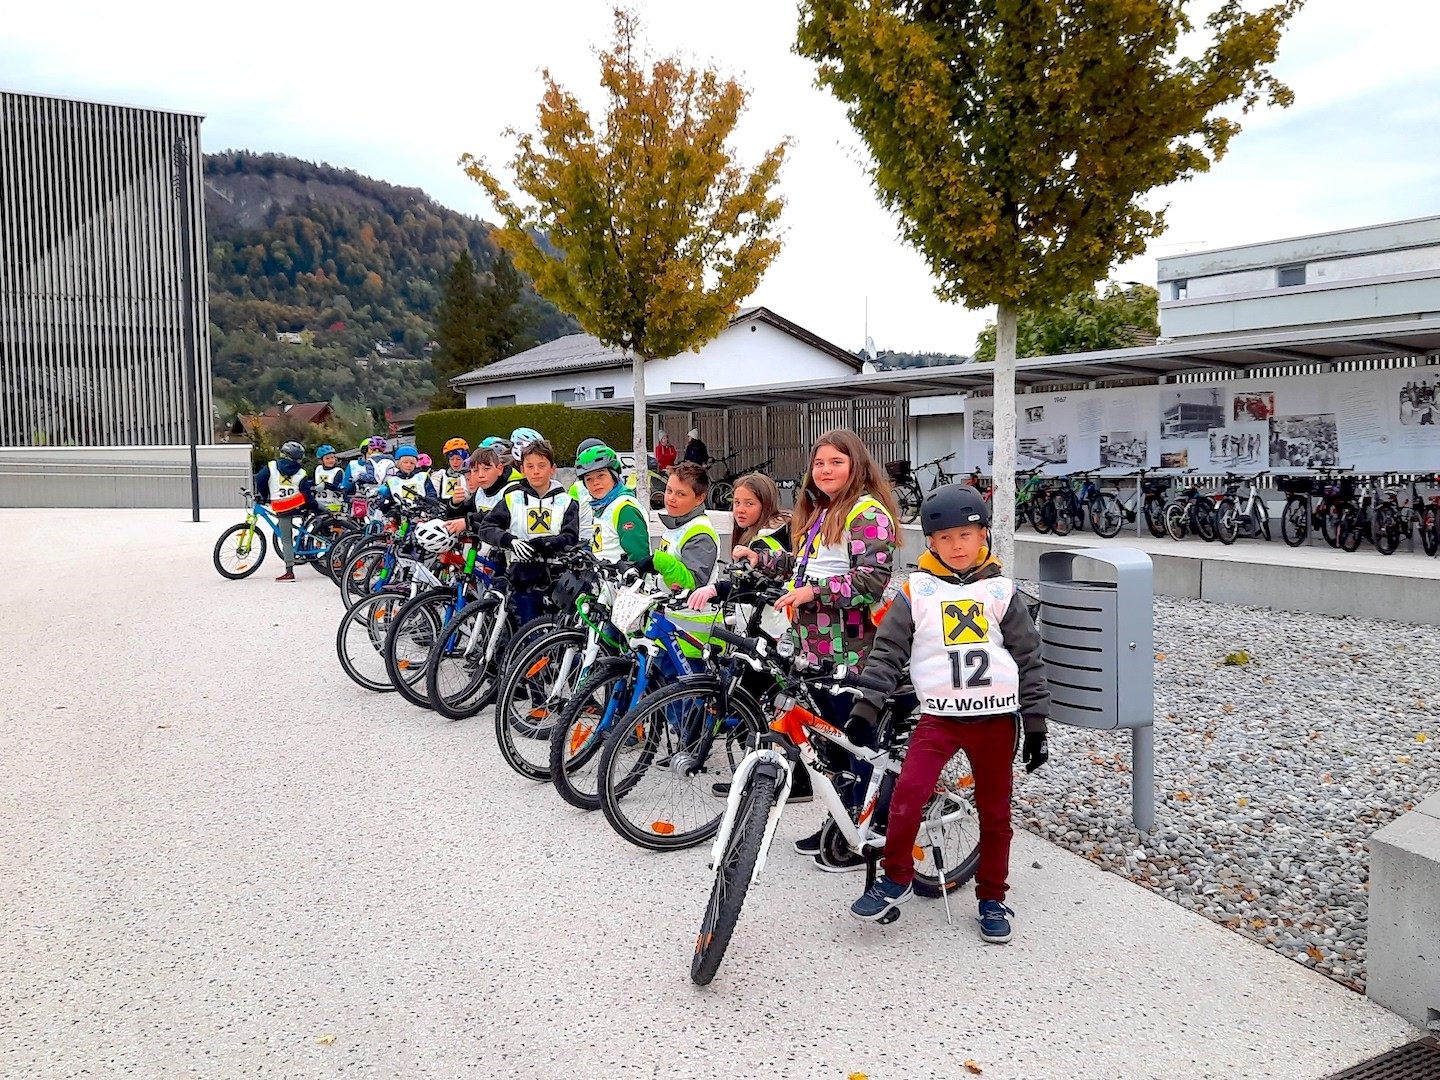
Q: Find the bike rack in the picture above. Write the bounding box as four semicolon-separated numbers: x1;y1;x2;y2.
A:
1036;548;1156;832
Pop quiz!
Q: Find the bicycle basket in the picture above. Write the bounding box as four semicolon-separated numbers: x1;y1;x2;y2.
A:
884;459;911;481
1276;475;1314;496
611;583;661;634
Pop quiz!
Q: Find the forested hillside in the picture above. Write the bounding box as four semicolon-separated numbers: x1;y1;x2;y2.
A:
204;152;575;422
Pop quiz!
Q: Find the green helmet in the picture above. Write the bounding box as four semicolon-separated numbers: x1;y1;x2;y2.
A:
575;443;621;478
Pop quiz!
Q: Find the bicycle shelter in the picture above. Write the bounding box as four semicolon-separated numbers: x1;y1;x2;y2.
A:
1035;548;1156;831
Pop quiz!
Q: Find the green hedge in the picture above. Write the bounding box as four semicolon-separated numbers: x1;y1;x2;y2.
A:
414;402;636;465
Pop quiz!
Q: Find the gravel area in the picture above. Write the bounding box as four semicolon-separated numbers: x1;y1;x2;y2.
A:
1016;592;1440;992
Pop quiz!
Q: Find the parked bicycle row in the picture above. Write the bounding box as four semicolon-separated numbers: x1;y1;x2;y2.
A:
213;425;1052;985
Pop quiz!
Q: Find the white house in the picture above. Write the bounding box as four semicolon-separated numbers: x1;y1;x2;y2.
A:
450;306;863;408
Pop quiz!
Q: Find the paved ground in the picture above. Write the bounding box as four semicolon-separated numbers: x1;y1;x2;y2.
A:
0;509;1422;1079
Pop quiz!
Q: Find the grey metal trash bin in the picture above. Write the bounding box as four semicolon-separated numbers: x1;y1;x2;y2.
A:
1037;548;1156;831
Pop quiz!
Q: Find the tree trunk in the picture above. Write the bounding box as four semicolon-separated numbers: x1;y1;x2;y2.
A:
991;302;1019;572
630;349;648;497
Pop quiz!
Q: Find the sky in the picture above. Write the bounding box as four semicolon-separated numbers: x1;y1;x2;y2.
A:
5;0;1439;356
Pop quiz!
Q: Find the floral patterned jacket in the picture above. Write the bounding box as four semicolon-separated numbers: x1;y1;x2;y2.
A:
757;497;898;667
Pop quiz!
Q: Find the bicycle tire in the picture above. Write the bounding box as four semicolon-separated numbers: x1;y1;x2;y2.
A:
1213;498;1239;545
1339;507;1363;553
341;542;389;608
1026;500;1050;534
1049;494;1073;537
1194;501;1217;542
327;530;364;583
598;676;766;852
1321;502;1352;548
550;657;635;811
212;523;267;579
690;767;776;986
336;591;405;693
1090;494;1124;539
1257;499;1272;543
1374;505;1401;556
423;600;510;719
1422;508;1440;558
384;589;454;707
708;481;734;512
1143;496;1166;539
1281;497;1308;547
897;482;922;525
1164;502;1187;542
493;627;591;781
498;615;564;700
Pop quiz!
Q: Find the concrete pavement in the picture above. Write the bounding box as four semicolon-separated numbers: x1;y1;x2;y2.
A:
0;509;1420;1079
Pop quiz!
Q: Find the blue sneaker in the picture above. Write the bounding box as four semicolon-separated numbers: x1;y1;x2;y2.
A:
977;900;1014;944
850;875;913;921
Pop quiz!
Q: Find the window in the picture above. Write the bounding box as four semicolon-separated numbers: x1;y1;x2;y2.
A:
486;394;516;407
594;386;615;399
670;381;705;393
1172;280;1188;301
551;388;580;403
1278;264;1306;287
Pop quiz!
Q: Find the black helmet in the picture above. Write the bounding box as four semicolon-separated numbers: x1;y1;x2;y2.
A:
920;484;989;535
280;440;305;462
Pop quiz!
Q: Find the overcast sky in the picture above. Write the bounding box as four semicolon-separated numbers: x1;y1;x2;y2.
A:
5;0;1438;355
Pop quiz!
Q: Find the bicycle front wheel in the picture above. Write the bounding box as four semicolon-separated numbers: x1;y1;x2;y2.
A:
1374;505;1402;556
341;542;389;608
1090;494;1124;538
1049;494;1073;536
897;482;922;525
1143;496;1166;538
708;481;734;511
1281;497;1308;547
385;590;453;708
493;628;591;781
1164;503;1187;542
599;677;765;851
424;600;509;720
336;591;405;693
213;523;267;579
1422;508;1440;558
1213;498;1239;545
550;657;635;811
690;767;777;987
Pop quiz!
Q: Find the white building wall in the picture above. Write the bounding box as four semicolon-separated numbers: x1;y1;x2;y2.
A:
462;318;855;409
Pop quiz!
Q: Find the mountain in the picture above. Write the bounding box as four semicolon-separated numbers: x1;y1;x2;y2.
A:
203;152;576;421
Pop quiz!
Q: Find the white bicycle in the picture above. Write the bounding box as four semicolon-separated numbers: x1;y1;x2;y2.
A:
690;627;983;986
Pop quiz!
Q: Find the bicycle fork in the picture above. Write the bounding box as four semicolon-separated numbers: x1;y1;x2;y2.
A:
707;746;794;887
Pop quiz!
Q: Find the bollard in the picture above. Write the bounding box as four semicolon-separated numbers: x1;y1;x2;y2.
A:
1036;548;1156;832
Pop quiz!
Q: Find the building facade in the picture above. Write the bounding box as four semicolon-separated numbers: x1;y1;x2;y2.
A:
0;90;212;447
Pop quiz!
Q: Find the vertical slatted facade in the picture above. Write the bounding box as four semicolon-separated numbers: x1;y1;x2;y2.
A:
0;92;209;447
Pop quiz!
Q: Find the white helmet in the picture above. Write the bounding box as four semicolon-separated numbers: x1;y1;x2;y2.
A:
414;518;455;555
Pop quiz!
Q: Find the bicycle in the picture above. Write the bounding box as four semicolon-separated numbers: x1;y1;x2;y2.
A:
1162;471;1216;542
1370;475;1440;557
886;453;958;524
688;628;979;985
212;489;345;580
1339;476;1382;553
1047;472;1108;537
1211;472;1272;545
707;455;776;511
1280;469;1354;548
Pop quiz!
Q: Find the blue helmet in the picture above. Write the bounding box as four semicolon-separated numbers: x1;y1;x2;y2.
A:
315;443;336;458
394;445;419;462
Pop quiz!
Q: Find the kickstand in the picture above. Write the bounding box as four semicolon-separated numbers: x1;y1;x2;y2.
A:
863;846;879;892
932;838;953;926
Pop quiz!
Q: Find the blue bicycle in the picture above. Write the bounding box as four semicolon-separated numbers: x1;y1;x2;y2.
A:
212;488;346;580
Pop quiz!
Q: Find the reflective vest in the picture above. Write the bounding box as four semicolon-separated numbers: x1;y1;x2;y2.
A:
315;465;345;492
570;480;594;544
386;470;428;501
591;492;646;562
905;572;1021;718
433;469;467;502
503;484;573;540
794;496;887;585
659;513;720;585
266;462;307;514
471;481;508;515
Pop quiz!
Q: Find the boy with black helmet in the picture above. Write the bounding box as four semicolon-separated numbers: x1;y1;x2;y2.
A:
847;483;1050;943
253;440;317;582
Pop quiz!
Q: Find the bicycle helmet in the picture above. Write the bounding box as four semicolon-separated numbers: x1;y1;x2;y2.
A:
576;437;606;456
393;445;418;462
417;453;433;469
443;437;470;455
280;440;305;462
315;443;335;459
414;518;455;554
366;435;388;453
920;484;990;534
575;444;621;478
481;435;511;458
510;427;543;461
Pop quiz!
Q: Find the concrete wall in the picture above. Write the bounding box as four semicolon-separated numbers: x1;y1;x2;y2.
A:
464;319;856;408
1368;793;1440;1031
0;444;254;509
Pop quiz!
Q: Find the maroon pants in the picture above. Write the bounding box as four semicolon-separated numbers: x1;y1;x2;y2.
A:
883;713;1019;902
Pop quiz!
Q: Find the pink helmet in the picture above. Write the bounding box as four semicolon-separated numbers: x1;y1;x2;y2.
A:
417;453;432;469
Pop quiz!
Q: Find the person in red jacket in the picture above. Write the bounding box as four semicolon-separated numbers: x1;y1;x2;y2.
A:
655;430;678;471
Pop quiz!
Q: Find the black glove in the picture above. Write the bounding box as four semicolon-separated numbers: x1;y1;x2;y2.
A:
628;555;655;577
1023;731;1049;773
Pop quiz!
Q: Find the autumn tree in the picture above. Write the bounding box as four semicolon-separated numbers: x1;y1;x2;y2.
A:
430;248;532;409
797;0;1302;567
463;8;787;478
974;283;1160;362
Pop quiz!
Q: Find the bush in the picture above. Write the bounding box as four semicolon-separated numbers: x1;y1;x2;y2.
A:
414;403;635;464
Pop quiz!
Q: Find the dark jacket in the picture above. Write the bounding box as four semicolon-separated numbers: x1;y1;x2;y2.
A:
253;459;316;513
683;438;709;465
476;480;580;557
853;551;1049;735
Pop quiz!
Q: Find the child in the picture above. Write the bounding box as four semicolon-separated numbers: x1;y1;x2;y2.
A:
434;439;471;509
384;446;432;502
446;446;513;534
253;440;316;582
313;444;347;509
575;443;651;565
847;484;1050;944
481;435;523;485
686;472;790;610
648;462;718;590
476;438;579;624
568;437;608;541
